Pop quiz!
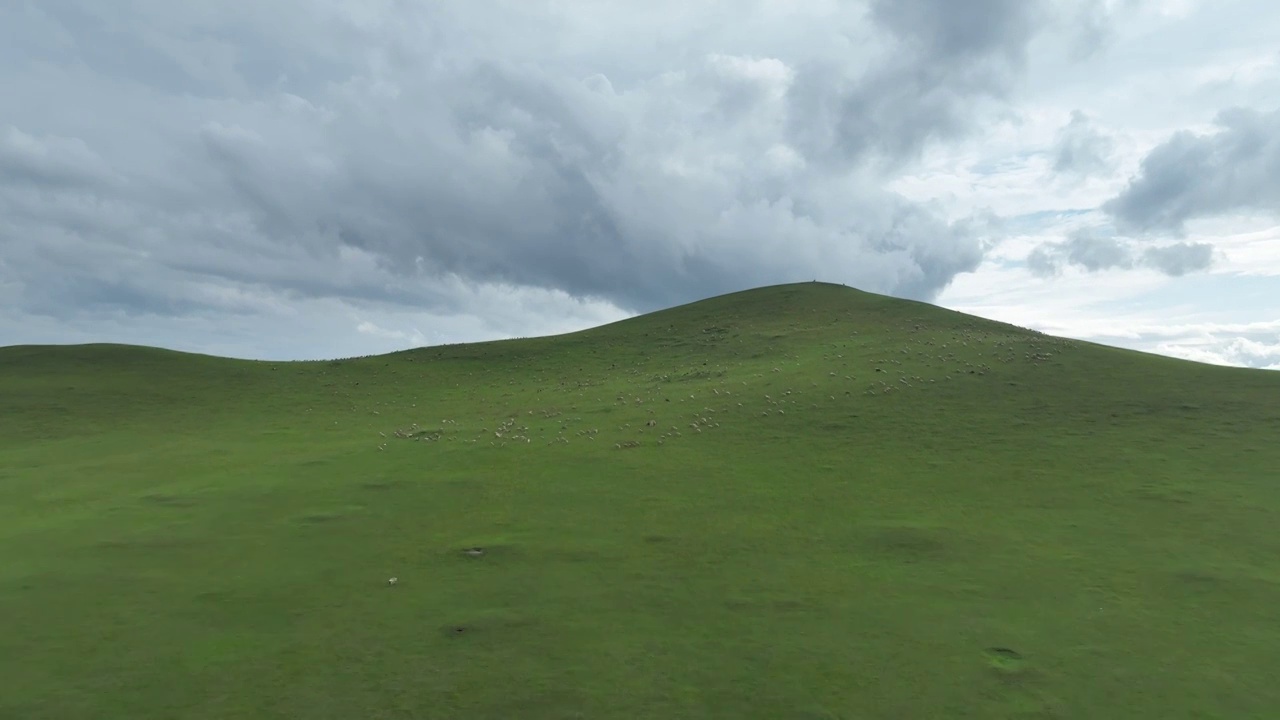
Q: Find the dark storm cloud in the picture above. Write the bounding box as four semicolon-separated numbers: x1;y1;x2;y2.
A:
0;126;120;189
1024;229;1132;276
787;0;1046;171
1103;106;1280;234
868;0;1043;63
0;0;1139;343
1142;242;1215;276
1026;245;1062;277
131;36;1016;314
1026;231;1215;277
1062;229;1133;271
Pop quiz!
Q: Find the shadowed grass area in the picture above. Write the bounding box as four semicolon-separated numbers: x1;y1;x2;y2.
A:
2;282;1278;719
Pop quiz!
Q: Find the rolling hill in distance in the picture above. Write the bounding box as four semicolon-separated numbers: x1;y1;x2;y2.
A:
2;281;1278;719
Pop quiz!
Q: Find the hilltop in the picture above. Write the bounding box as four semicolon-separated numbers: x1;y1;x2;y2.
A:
2;282;1278;719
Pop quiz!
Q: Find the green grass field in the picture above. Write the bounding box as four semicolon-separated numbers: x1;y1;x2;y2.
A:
3;282;1278;719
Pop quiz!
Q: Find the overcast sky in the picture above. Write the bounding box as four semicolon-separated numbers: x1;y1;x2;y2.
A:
2;0;1277;368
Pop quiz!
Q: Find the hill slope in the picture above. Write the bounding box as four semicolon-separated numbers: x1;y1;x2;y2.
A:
2;282;1278;719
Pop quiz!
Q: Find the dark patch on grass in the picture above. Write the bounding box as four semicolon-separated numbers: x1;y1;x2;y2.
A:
1160;568;1280;609
451;543;517;561
294;506;364;524
139;493;198;507
95;536;200;550
1172;569;1220;586
985;647;1029;678
438;614;537;639
1133;482;1197;504
643;534;671;543
864;525;951;562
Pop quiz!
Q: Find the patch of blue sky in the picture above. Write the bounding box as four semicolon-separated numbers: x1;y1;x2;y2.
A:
1002;208;1100;233
1103;273;1280;324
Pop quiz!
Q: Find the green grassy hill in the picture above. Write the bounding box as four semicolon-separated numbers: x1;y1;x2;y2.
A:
2;282;1278;719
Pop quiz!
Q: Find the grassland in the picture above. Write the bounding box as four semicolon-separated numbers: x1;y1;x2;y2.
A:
2;281;1278;719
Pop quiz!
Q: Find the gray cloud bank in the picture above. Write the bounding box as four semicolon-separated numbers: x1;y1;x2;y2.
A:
0;0;1073;338
1104;106;1280;234
1028;229;1214;277
2;0;1275;361
1032;104;1280;279
1053;110;1114;177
